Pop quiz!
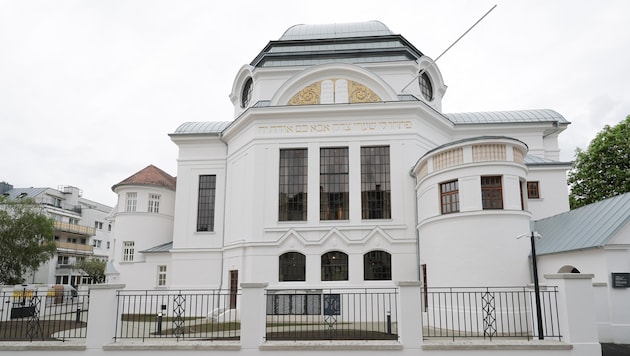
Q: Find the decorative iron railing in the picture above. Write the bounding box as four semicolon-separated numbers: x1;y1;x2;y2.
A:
265;288;398;341
422;286;561;341
114;289;239;341
0;287;89;341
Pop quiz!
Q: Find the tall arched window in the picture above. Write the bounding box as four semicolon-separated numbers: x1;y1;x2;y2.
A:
321;251;348;281
364;250;391;280
279;252;306;281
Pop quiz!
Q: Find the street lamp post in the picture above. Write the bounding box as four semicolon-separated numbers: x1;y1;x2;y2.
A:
519;231;544;340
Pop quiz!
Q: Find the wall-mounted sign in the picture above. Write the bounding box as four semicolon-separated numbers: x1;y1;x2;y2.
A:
611;273;630;288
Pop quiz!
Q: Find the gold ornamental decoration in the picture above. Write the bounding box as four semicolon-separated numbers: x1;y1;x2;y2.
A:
288;79;381;105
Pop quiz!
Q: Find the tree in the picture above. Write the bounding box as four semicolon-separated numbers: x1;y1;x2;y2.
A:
568;115;630;209
75;258;106;284
0;196;57;285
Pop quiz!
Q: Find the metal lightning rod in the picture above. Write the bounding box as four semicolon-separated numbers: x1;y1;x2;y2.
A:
401;4;497;92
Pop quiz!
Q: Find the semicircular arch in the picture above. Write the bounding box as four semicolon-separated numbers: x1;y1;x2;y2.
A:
271;63;399;106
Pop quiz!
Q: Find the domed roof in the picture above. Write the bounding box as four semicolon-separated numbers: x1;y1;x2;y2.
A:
279;21;393;41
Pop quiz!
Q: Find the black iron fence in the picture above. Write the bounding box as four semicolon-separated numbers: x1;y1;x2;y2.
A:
0;287;89;341
265;288;398;341
423;286;561;340
114;289;240;341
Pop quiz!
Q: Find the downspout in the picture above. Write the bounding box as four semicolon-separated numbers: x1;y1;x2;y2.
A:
218;132;229;293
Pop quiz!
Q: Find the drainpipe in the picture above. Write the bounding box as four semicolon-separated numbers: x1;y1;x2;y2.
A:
218;133;229;293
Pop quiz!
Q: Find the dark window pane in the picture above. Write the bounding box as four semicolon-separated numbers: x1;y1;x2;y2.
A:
320;147;349;220
279;149;308;221
364;250;391;280
197;175;216;231
361;146;391;219
440;180;459;214
481;176;503;209
279;252;306;281
321;251;348;281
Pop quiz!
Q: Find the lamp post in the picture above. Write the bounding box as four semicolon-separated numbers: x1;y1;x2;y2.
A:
518;231;544;340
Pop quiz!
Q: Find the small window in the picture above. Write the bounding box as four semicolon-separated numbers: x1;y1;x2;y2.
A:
126;192;137;212
148;193;161;213
321;251;348;281
94;221;103;229
123;241;135;262
364;250;391;280
440;180;459;214
481;176;503;209
279;148;308;221
157;265;167;286
419;72;433;101
279;252;306;282
320;147;349;220
361;146;391;219
527;181;540;199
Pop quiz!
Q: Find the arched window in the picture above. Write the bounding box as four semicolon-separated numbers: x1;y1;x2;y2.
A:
419;72;433;101
364;250;391;280
241;77;253;108
558;265;580;273
279;252;306;281
321;251;348;281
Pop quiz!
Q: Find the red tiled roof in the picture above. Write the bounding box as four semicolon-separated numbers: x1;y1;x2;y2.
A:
111;165;176;191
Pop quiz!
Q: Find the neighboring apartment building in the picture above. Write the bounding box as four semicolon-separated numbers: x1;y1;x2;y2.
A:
107;21;572;293
1;182;113;286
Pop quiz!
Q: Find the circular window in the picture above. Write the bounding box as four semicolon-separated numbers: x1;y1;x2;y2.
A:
419;72;433;101
241;78;253;108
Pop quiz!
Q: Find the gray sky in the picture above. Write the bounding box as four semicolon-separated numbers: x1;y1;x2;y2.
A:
1;0;629;207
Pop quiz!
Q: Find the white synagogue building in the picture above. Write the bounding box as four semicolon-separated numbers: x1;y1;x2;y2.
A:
107;21;572;295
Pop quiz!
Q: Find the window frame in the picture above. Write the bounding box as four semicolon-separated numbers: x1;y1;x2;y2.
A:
279;148;308;221
360;145;391;220
321;251;349;281
527;181;540;199
364;250;392;281
122;241;135;262
148;193;161;213
481;175;503;210
125;192;137;212
320;147;349;221
197;175;217;232
157;265;167;287
279;252;306;282
440;180;460;214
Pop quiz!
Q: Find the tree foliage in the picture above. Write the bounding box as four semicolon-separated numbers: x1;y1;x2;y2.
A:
568;115;630;209
0;196;57;285
75;258;106;284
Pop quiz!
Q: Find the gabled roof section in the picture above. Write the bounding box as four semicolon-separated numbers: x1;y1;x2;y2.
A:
172;121;232;135
445;109;569;125
251;21;424;68
533;192;630;256
111;165;176;192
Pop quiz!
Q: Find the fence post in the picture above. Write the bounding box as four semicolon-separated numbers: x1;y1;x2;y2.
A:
239;283;268;349
544;274;601;355
85;284;125;350
397;281;423;349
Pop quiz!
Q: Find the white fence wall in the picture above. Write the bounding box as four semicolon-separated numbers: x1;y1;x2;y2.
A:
1;276;601;356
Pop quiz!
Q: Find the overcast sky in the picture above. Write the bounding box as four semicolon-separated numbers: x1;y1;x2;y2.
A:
1;0;629;207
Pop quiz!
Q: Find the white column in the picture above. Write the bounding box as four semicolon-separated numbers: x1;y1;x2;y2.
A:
240;282;267;349
85;284;125;349
545;274;601;356
397;281;422;349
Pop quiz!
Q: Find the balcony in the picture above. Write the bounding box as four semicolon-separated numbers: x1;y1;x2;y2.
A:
53;221;95;236
55;241;93;253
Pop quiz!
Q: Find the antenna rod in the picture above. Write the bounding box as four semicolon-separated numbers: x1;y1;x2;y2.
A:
401;4;497;92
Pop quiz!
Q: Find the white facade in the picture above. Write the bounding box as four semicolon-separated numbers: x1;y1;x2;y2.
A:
111;22;572;294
